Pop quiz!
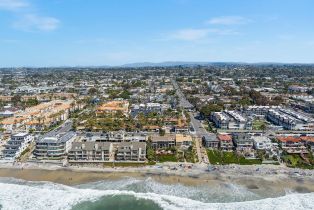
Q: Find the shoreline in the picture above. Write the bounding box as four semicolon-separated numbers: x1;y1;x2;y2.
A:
0;161;313;177
0;162;313;195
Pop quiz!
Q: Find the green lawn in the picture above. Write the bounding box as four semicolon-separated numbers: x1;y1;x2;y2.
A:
184;148;197;163
252;120;266;130
207;150;262;165
207;149;223;164
282;154;314;169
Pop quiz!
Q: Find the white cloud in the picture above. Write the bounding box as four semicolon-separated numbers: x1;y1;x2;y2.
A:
207;16;250;25
171;28;210;41
13;14;60;32
0;0;28;11
0;0;60;32
208;28;240;35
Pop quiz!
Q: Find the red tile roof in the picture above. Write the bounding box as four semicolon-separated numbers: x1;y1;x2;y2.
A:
277;136;300;143
300;136;314;143
218;134;232;141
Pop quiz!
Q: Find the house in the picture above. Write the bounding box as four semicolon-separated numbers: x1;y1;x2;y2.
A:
151;135;175;149
174;118;189;133
2;133;34;160
277;136;308;154
217;134;233;151
175;134;193;148
252;136;272;150
232;133;254;151
202;134;219;149
288;85;310;93
174;125;189;133
300;136;314;152
34;131;76;160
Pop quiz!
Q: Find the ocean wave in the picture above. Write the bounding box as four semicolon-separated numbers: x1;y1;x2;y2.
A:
76;177;261;203
0;178;313;210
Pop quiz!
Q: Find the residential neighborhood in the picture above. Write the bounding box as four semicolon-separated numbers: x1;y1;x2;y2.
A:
0;65;313;170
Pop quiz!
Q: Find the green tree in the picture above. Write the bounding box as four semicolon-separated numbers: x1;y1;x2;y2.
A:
200;103;223;117
119;90;131;99
159;129;165;136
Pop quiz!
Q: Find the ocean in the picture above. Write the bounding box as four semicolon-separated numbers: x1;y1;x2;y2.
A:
0;177;313;210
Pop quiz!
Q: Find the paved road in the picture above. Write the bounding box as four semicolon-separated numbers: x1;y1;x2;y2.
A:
42;120;73;138
194;136;202;163
216;129;314;135
172;79;210;164
189;112;209;138
188;111;211;164
171;79;194;109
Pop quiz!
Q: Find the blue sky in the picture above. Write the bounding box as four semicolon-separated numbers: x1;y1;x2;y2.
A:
0;0;313;67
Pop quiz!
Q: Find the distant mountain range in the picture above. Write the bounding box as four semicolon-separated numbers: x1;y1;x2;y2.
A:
119;61;247;68
118;61;314;68
1;61;313;69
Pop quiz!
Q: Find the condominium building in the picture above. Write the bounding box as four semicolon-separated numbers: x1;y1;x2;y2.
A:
2;133;34;160
267;108;314;130
34;131;76;159
245;106;281;117
116;142;146;161
68;141;146;162
277;136;308;154
210;110;252;130
77;131;147;143
151;135;175;149
0;100;75;132
68;142;113;162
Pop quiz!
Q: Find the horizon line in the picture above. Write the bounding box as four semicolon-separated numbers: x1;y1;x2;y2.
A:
1;61;314;69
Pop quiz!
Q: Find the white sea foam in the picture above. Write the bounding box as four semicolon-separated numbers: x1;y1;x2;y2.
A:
0;179;313;210
77;177;261;203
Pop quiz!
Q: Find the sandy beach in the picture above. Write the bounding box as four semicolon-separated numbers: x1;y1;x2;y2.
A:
0;162;314;197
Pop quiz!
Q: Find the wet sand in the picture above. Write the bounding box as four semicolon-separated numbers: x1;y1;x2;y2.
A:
0;167;313;198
